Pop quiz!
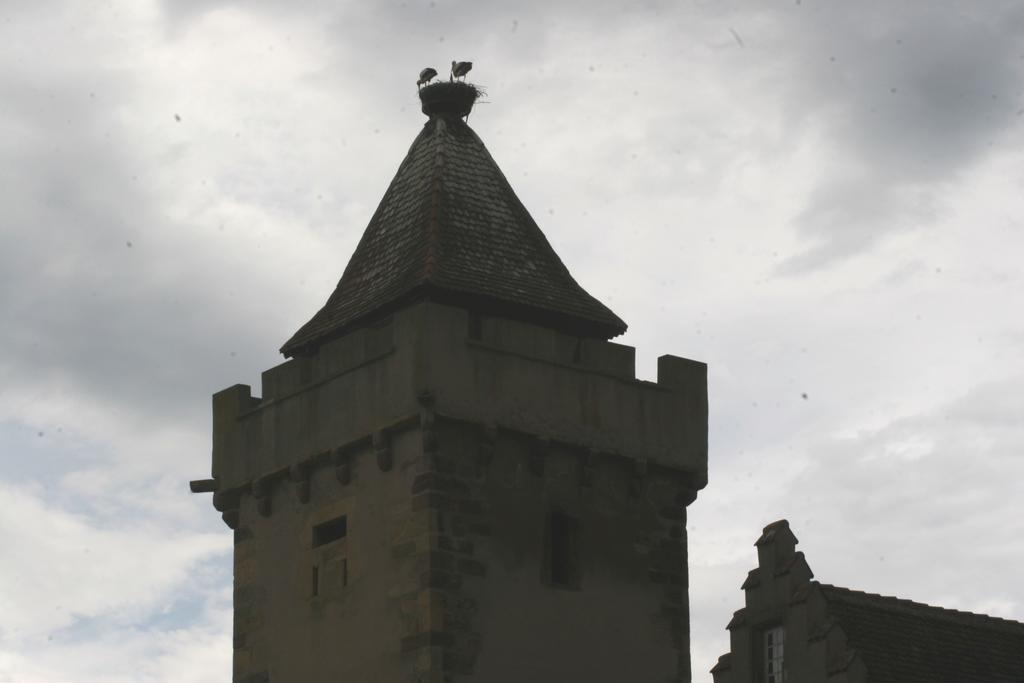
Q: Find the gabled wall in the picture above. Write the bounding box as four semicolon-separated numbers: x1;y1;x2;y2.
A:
710;521;865;683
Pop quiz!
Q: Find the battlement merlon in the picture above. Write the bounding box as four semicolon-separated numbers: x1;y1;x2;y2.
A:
211;300;707;493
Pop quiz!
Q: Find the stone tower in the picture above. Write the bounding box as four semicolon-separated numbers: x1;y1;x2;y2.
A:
193;80;708;683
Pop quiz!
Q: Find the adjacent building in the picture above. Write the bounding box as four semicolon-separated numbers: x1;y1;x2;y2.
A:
711;520;1024;682
194;80;708;682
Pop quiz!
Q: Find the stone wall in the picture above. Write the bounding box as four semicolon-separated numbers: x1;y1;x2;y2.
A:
207;301;707;682
228;430;421;682
226;411;697;682
211;301;707;496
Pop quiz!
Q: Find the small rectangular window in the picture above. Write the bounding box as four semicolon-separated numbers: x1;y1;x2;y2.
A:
548;509;579;588
764;625;785;683
311;565;320;597
313;515;347;547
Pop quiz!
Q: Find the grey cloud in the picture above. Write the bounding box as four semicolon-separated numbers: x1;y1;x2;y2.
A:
1;144;268;432
0;481;227;639
158;0;690;90
0;59;304;436
788;376;1024;605
776;1;1024;271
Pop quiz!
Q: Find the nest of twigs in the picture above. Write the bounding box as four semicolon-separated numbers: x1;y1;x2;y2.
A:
419;81;484;118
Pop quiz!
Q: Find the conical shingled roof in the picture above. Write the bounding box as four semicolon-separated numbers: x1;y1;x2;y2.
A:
281;82;627;357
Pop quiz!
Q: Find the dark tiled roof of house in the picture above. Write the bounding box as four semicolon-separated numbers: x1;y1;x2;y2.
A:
281;82;627;357
818;583;1024;682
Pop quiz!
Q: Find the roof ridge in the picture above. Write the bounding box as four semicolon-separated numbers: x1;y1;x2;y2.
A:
817;582;1024;632
423;117;447;281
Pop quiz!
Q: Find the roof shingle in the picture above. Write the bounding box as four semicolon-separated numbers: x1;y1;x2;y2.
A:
819;583;1024;682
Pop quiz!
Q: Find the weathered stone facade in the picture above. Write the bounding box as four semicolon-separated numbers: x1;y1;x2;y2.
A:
711;520;1024;682
205;302;706;682
196;78;708;682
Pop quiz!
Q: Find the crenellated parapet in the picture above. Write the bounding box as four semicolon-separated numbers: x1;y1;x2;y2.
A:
201;301;707;519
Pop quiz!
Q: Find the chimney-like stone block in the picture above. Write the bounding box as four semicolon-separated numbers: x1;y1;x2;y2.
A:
657;354;708;487
756;519;798;576
212;384;259;480
260;359;298;401
578;338;636;378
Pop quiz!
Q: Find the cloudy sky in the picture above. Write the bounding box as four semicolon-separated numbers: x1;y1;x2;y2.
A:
2;1;1023;680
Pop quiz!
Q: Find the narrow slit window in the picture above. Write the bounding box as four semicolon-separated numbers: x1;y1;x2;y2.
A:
764;625;785;683
313;515;347;547
342;557;348;587
311;565;320;597
549;509;579;588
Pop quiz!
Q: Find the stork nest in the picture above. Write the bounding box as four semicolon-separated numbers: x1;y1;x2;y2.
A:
419;81;484;119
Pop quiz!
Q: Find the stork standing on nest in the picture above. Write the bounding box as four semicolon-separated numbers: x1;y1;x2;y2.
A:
450;60;472;82
417;67;438;89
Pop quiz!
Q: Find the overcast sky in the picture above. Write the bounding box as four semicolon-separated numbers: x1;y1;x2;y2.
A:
2;1;1023;681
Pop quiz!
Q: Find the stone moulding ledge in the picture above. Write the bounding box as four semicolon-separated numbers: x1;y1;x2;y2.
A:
237;346;397;418
465;338;666;388
209;410;703;511
232;333;678;423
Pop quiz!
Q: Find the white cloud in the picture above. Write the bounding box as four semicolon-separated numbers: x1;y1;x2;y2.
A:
0;605;231;683
0;482;228;639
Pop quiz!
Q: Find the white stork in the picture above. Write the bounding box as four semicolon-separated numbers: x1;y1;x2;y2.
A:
417;67;438;89
450;60;472;82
